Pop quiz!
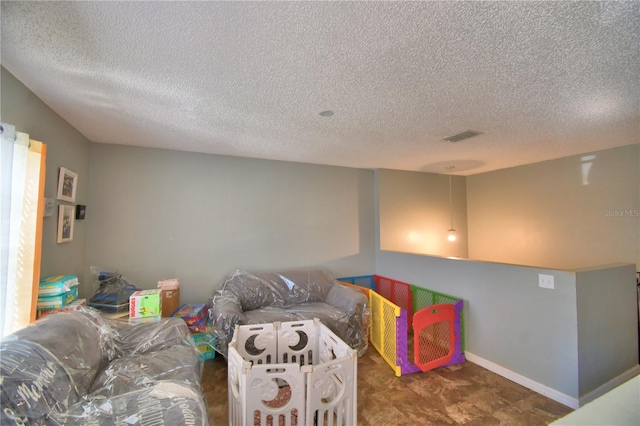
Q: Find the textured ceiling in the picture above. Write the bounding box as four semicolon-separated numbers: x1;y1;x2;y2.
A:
1;1;639;175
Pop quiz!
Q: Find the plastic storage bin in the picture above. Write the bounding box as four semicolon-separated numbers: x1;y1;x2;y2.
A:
228;319;357;426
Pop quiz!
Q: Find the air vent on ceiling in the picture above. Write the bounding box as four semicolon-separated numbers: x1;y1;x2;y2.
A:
442;130;482;143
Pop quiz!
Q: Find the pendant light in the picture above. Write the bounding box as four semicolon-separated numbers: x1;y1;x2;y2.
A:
446;167;456;242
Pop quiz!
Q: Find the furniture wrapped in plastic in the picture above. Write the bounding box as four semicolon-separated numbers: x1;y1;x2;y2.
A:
88;266;138;310
0;309;209;426
210;269;370;358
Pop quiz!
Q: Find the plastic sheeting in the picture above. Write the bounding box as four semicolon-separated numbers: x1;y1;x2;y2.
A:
211;269;370;358
52;382;209;426
0;309;209;426
11;309;114;395
109;317;197;358
89;266;138;308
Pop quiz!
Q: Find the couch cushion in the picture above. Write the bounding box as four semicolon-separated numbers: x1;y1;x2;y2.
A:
243;307;297;324
90;345;201;397
287;302;347;336
0;339;79;425
53;382;209;425
109;317;192;357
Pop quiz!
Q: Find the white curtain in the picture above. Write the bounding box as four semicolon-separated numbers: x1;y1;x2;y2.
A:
1;122;43;337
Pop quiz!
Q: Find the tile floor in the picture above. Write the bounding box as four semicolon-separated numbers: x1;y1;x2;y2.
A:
202;345;573;425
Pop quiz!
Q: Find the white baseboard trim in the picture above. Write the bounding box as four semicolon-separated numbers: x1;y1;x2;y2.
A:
578;364;640;406
465;352;579;409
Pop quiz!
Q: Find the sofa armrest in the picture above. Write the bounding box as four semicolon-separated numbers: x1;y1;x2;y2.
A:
325;283;371;355
326;283;368;312
210;293;246;357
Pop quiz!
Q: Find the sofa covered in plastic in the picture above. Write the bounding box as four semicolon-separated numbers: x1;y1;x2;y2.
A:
210;269;370;358
0;309;209;425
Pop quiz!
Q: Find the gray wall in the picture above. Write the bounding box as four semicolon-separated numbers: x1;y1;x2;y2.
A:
575;264;639;396
87;143;375;303
467;145;640;270
375;250;581;398
1;67;91;281
378;169;468;258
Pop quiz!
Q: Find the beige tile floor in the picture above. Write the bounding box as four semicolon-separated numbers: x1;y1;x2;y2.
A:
202;345;573;425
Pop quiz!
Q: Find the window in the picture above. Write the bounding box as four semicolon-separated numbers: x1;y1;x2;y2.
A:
1;122;46;337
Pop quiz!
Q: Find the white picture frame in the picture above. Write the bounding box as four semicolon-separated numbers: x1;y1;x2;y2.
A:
57;204;75;243
57;167;78;202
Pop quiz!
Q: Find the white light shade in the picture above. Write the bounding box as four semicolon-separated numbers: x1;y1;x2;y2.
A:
448;229;456;242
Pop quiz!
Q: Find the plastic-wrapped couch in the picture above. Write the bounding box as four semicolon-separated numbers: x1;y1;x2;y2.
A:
210;269;370;358
0;309;210;425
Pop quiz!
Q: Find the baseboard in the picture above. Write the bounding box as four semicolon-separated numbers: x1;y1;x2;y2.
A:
578;364;640;406
465;352;579;409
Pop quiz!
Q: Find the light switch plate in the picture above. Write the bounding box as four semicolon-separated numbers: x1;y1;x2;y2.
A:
539;274;555;289
44;197;54;217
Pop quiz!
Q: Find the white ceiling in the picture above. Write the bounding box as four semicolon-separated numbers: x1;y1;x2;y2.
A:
1;1;639;175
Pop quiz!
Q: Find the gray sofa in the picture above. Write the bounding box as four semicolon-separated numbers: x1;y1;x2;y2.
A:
210;269;370;358
0;310;209;425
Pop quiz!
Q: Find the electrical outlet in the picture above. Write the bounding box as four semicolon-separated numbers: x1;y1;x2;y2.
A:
539;274;554;289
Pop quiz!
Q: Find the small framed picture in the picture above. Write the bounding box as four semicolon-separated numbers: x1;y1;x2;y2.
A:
57;167;78;202
57;204;75;243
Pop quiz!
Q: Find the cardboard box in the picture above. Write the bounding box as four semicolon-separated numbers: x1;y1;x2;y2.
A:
129;289;162;318
170;303;208;325
160;288;180;318
157;278;180;291
187;314;208;333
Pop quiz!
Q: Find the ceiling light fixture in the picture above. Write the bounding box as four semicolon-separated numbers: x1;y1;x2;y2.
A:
446;166;456;242
319;110;334;117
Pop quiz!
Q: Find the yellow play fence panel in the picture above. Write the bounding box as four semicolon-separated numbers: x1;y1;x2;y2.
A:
369;290;402;376
338;280;401;375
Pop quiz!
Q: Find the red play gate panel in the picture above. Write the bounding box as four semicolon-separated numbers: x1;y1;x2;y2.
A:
375;275;414;326
413;303;455;372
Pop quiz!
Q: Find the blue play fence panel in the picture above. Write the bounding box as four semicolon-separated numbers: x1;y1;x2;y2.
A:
337;275;376;290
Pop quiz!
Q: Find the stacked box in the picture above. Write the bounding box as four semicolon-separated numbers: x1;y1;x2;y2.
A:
129;289;162;319
38;299;86;318
37;286;79;310
170;303;209;333
38;275;79;311
191;328;217;360
39;275;79;295
157;278;181;318
171;303;214;359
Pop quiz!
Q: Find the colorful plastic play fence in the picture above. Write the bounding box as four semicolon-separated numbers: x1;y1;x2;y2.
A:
338;275;465;376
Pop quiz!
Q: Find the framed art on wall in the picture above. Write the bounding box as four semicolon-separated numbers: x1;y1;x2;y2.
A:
57;204;75;243
57;167;78;202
